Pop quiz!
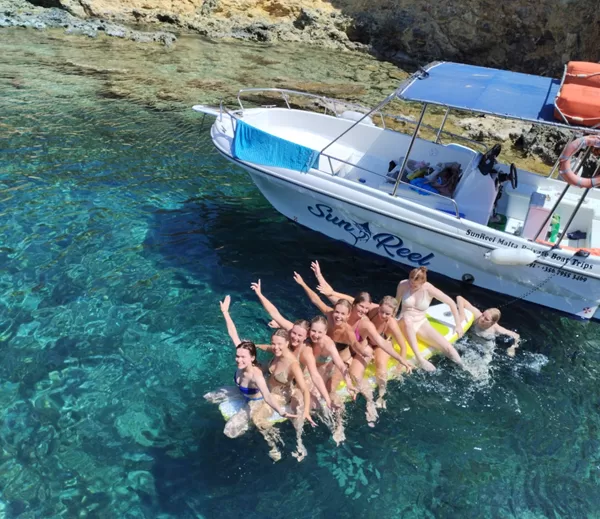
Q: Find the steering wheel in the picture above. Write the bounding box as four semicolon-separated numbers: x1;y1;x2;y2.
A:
509;163;518;189
478;144;502;175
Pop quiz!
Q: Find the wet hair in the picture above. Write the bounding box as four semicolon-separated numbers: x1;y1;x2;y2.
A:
310;315;328;329
334;299;352;313
379;296;399;312
352;292;372;307
487;308;501;323
236;340;258;366
409;267;428;283
293;319;310;331
271;328;290;342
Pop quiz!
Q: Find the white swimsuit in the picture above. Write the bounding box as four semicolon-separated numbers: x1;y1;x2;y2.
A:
399;287;432;331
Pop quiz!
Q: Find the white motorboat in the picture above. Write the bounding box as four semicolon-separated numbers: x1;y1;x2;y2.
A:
194;61;600;320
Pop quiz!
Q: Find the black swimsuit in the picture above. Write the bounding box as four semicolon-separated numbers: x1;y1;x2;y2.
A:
335;341;350;353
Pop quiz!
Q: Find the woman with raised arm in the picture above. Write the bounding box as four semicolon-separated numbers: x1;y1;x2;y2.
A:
396;267;464;366
311;260;436;373
296;269;413;423
250;279;333;410
294;272;407;366
457;296;521;356
215;296;312;461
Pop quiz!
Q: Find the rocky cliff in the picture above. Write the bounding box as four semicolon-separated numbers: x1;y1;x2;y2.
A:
22;0;600;74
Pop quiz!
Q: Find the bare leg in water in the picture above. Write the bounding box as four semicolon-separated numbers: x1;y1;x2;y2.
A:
373;347;389;409
348;353;378;427
250;396;286;462
204;388;252;438
319;363;346;445
290;387;307;462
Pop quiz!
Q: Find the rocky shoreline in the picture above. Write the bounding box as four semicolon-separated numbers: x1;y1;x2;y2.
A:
5;0;600;75
2;0;597;169
0;0;177;45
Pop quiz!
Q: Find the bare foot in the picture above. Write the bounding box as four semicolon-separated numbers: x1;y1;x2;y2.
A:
366;400;378;427
268;447;282;462
419;359;437;372
506;345;517;357
292;445;307;462
375;396;387;410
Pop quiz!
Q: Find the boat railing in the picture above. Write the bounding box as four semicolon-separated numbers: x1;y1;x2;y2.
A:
237;88;488;154
236;88;387;127
316;151;462;218
218;101;240;133
226;93;461;217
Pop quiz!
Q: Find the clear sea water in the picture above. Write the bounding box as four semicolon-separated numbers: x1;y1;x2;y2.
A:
2;28;600;519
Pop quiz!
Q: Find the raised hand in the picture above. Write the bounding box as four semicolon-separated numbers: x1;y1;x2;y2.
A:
250;279;262;296
219;295;231;314
311;260;324;280
267;319;280;329
293;271;305;286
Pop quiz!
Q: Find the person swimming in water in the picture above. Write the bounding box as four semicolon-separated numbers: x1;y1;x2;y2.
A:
215;295;311;461
396;267;464;367
457;296;521;356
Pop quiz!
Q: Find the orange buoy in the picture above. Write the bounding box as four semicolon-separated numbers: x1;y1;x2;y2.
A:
558;135;600;188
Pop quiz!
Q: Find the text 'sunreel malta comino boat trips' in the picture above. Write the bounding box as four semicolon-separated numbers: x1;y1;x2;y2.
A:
194;61;600;321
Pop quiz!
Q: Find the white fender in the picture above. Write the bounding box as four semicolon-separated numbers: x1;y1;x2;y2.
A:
485;248;538;266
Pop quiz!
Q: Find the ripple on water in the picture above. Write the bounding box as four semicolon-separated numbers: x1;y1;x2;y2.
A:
1;27;600;519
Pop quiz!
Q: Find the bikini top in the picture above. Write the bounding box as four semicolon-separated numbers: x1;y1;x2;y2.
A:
355;323;387;346
269;358;291;384
308;338;333;364
234;371;261;398
400;287;432;316
334;341;350;352
472;322;497;341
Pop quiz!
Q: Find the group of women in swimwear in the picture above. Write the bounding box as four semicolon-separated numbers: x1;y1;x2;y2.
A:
207;261;520;462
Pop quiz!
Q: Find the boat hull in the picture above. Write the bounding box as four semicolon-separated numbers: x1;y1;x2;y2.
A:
221;152;600;320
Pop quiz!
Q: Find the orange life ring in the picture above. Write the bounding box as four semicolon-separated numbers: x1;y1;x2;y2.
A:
558;135;600;188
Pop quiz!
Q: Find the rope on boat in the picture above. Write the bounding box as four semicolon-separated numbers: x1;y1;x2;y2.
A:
497;256;573;309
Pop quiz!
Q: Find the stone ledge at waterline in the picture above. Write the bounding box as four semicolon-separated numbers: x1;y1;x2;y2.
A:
0;0;177;44
14;0;600;74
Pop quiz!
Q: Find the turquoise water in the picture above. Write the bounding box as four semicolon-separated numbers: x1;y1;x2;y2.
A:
2;28;600;519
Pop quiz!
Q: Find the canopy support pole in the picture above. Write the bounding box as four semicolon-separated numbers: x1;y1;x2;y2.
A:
435;107;450;143
392;103;428;197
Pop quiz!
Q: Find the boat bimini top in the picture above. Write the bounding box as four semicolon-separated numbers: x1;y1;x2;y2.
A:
395;61;600;135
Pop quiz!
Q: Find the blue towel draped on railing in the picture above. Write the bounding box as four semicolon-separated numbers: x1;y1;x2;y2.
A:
232;120;320;173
